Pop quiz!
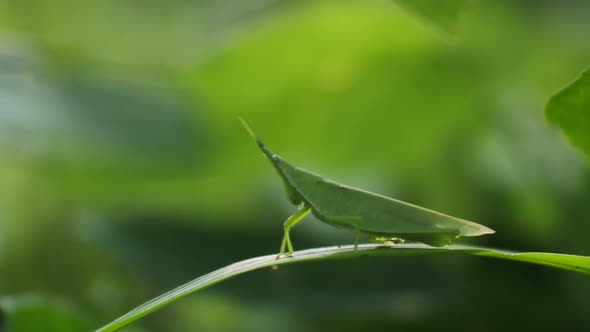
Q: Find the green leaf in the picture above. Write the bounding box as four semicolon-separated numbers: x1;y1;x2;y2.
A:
0;295;91;332
95;244;590;332
546;66;590;158
393;0;470;33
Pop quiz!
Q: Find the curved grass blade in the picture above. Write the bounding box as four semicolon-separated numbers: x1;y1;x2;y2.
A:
96;244;590;332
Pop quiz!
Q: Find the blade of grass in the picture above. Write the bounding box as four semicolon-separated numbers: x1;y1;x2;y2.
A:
96;244;590;332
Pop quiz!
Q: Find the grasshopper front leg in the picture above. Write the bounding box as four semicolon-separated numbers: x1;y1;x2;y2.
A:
277;204;311;259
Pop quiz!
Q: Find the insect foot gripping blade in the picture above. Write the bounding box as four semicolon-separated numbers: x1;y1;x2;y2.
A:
276;206;311;259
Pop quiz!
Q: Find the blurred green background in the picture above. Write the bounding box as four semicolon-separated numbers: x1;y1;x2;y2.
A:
1;0;590;331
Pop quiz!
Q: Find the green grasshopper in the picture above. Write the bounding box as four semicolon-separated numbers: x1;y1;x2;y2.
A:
239;118;495;258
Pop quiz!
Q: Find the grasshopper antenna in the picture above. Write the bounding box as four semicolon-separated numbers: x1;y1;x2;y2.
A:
237;116;265;149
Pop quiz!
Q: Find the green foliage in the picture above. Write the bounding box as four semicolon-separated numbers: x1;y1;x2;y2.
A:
394;0;470;33
96;244;590;332
1;1;590;331
0;71;201;172
0;295;91;332
0;0;284;68
546;66;590;158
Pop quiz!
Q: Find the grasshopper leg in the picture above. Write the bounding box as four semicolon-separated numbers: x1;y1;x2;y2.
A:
276;204;311;259
354;229;361;251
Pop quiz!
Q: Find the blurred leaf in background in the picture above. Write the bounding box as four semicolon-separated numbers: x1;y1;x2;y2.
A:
546;66;590;158
393;0;470;33
0;0;293;69
0;0;589;331
0;295;91;332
